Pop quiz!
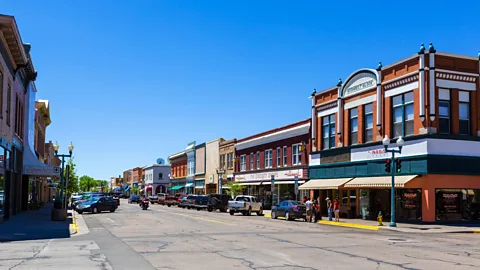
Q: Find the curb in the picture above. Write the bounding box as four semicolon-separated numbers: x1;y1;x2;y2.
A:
70;211;78;235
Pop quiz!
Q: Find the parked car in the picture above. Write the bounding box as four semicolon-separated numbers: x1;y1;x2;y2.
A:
164;194;184;207
157;193;167;205
72;193;104;210
271;200;307;221
194;195;209;211
76;196;118;214
207;194;231;212
228;195;263;216
149;194;159;204
181;195;198;209
178;195;188;208
128;195;141;204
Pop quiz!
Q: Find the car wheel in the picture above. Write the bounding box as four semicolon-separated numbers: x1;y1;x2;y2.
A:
92;207;98;214
247;208;252;216
168;204;171;207
257;208;263;216
285;211;290;221
207;208;213;212
197;208;201;211
110;207;116;213
77;210;83;214
271;211;277;219
230;211;235;216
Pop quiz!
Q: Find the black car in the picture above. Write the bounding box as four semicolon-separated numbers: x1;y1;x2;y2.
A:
128;195;141;203
207;194;231;212
194;195;209;211
76;196;118;214
181;195;198;209
271;200;307;221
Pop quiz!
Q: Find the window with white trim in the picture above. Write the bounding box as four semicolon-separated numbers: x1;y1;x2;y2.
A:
292;144;302;165
240;155;246;172
364;103;374;142
220;154;226;169
322;114;336;149
227;153;233;169
459;91;470;135
250;153;254;170
438;89;450;134
282;146;287;166
392;91;414;137
349;108;358;145
264;149;272;168
256;152;260;169
276;147;281;167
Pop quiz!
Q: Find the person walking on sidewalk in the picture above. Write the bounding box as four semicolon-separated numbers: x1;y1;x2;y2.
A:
305;198;313;222
334;199;340;222
326;197;333;221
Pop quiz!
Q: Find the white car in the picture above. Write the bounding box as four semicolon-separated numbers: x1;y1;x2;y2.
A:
228;195;263;216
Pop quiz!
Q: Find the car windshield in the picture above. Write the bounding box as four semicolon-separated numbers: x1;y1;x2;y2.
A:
235;197;250;202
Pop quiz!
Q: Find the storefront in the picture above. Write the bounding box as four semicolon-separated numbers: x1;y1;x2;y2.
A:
195;179;205;194
169;179;186;195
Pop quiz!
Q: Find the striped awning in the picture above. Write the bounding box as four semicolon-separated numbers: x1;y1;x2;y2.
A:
298;178;353;190
344;175;418;188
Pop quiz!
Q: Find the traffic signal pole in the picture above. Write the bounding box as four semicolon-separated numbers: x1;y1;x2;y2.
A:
390;150;396;227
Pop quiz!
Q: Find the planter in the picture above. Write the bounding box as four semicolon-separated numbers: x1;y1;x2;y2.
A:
51;208;67;221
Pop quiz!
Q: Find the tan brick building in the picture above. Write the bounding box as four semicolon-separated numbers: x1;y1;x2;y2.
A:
219;138;236;192
305;44;480;223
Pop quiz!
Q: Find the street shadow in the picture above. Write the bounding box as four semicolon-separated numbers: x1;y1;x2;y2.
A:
0;203;73;242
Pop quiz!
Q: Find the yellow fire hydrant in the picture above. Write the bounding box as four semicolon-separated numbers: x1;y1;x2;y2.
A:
377;211;383;226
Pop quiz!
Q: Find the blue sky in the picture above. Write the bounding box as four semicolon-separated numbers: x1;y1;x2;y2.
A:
3;1;479;180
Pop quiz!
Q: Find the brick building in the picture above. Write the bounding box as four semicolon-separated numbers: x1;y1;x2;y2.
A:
168;150;187;194
305;44;480;223
218;138;236;192
234;119;311;209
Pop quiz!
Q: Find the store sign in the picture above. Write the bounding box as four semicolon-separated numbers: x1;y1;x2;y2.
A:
342;71;377;97
24;166;60;176
351;139;428;162
234;169;303;182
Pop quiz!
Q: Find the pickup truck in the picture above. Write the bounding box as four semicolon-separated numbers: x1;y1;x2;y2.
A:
228;195;264;216
149;194;159;204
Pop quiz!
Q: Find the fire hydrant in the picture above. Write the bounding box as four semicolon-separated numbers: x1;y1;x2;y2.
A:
377;211;383;226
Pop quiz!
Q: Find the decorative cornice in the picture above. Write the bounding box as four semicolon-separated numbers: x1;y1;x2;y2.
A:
384;74;419;90
436;72;477;82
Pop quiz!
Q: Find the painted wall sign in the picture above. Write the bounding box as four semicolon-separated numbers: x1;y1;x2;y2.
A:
235;169;303;182
342;71;377;97
24;166;60;176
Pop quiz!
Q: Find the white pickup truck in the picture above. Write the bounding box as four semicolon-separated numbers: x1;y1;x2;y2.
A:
228;195;263;216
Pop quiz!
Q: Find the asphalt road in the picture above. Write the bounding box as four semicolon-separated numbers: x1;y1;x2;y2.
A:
3;200;480;270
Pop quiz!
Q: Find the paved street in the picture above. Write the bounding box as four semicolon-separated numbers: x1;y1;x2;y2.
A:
2;201;480;269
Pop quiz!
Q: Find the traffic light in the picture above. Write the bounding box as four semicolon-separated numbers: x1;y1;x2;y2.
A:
395;158;402;173
385;159;391;173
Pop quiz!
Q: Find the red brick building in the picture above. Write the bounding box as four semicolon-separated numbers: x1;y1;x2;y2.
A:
168;151;187;194
234;119;311;209
305;44;480;223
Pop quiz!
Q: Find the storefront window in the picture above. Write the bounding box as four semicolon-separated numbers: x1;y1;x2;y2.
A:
0;147;4;168
359;188;421;221
0;172;4;218
436;189;480;221
5;150;10;170
396;189;422;221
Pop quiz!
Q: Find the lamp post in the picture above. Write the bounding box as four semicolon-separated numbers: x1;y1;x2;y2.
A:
382;135;404;227
53;141;74;209
216;168;225;194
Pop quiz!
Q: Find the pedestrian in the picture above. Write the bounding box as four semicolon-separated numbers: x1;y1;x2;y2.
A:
305;198;313;222
314;197;321;222
302;196;308;203
334;199;340;222
326;197;333;221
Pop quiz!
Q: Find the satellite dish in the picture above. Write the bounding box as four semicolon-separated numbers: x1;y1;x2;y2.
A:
157;158;165;164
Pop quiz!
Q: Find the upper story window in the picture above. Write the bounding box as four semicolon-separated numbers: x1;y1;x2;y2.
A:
256;152;260;169
0;70;3;118
264;149;272;168
438;89;451;134
187;160;195;175
227;153;233;169
392;92;414;138
292;144;302;165
322;114;336;149
276;147;281;167
349;108;358;145
282;146;287;166
459;91;470;135
250;153;254;170
6;83;11;126
364;103;374;142
240;155;246;172
220;154;226;169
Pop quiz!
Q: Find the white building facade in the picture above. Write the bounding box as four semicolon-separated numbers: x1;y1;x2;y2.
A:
144;164;171;196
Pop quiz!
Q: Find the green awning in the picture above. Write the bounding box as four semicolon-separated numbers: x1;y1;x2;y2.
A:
170;185;184;191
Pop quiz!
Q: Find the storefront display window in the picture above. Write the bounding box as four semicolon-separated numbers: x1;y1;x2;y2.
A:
436;189;480;221
358;188;421;221
5;150;10;170
0;172;4;219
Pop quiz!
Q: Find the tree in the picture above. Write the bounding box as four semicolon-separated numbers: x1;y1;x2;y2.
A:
65;157;79;194
225;182;245;198
79;175;96;192
131;186;140;195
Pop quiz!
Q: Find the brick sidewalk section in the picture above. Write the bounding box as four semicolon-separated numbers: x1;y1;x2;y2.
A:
0;202;75;242
263;210;480;233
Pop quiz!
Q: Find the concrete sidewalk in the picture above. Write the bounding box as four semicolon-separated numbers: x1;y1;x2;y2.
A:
263;210;480;233
0;203;76;242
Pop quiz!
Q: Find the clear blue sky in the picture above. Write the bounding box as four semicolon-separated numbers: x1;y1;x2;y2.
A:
3;1;479;180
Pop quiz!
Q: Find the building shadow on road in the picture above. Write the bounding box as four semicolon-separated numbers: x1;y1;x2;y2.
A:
0;202;73;242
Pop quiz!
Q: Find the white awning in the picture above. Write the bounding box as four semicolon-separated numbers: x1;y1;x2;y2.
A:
344;175;418;188
185;183;194;187
299;178;353;190
237;181;263;186
22;86;59;176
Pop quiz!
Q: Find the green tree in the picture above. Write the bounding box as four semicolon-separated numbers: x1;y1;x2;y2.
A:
131;186;140;195
225;182;245;198
79;175;96;192
65;157;79;194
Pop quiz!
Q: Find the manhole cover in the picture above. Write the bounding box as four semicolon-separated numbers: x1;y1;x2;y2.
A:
389;239;407;241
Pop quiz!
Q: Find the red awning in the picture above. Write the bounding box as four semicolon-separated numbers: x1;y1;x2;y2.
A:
146;185;153;191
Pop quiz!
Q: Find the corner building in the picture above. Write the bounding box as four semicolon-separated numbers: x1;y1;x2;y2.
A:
234;119;311;210
306;44;480;223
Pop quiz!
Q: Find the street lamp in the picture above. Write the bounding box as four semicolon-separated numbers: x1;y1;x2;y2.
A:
54;141;74;209
382;135;404;227
216;168;226;194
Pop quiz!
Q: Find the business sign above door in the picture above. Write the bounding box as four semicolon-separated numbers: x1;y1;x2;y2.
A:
24;166;61;176
235;169;303;182
342;71;377;98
